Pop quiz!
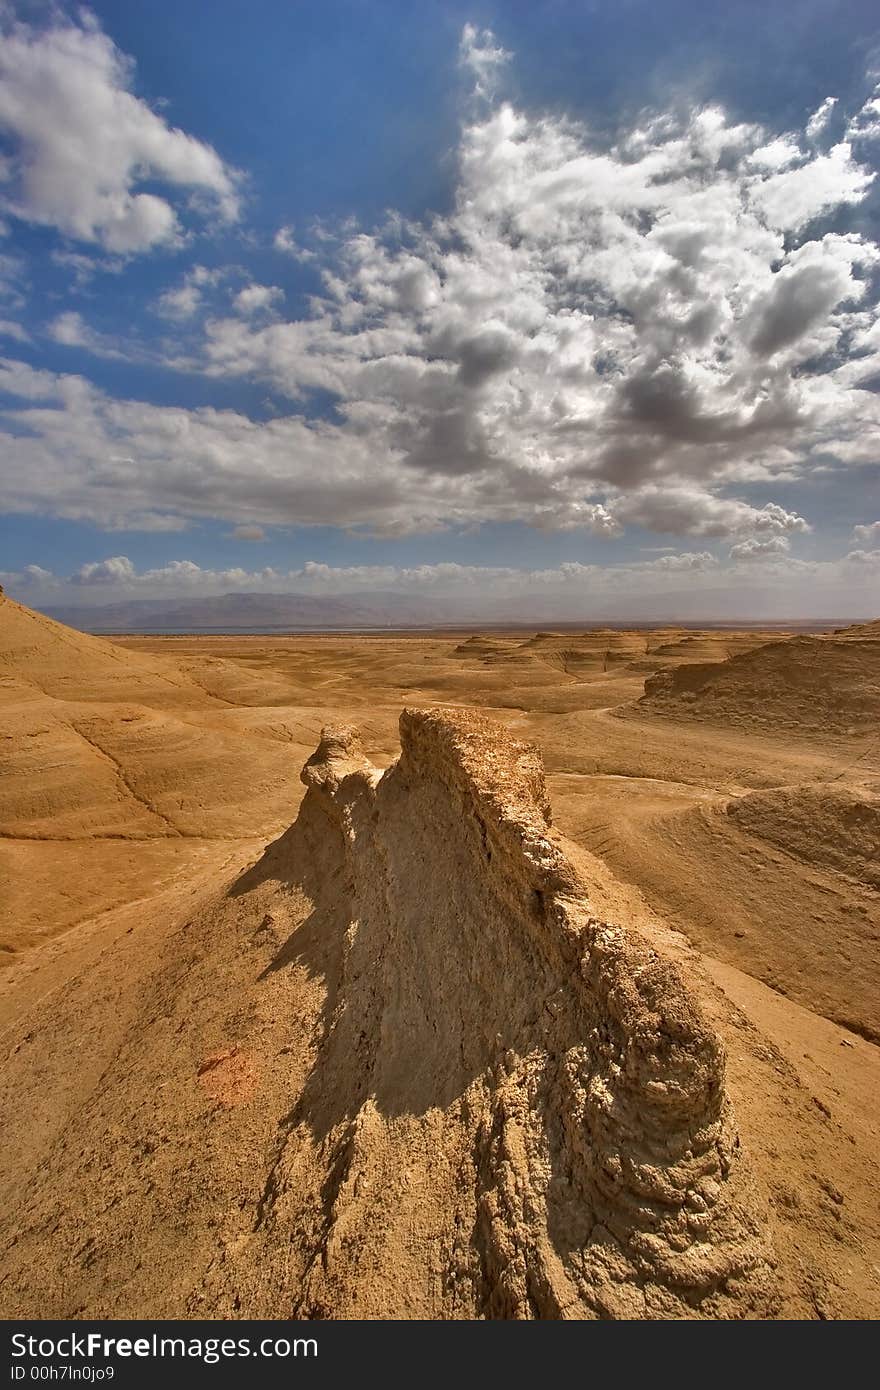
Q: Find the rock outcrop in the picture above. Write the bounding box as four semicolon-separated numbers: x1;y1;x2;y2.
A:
279;707;774;1317
0;703;777;1319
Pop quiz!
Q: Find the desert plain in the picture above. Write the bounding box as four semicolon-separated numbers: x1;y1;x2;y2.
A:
1;592;879;1319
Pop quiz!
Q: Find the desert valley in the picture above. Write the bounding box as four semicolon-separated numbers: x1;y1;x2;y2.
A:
5;0;880;1344
0;589;878;1319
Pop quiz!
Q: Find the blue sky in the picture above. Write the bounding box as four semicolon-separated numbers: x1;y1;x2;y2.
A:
1;0;879;616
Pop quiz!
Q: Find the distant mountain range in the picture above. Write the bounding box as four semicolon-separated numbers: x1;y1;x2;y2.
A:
41;588;866;634
44;590;444;632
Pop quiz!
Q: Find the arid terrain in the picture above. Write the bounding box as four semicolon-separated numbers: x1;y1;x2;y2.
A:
1;592;878;1318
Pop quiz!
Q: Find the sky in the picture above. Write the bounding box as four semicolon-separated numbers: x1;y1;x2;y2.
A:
1;0;879;618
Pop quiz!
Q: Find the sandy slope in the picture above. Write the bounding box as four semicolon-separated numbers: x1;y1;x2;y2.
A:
0;599;384;961
1;596;878;1318
550;771;880;1041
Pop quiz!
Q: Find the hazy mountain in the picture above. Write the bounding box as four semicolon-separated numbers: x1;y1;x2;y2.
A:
43;591;444;632
41;586;862;634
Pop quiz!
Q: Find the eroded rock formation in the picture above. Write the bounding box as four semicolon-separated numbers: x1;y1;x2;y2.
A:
282;707;774;1317
638;625;880;733
0;700;779;1319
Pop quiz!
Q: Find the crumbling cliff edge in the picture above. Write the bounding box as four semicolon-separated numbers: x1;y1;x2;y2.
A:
0;704;778;1320
286;707;775;1317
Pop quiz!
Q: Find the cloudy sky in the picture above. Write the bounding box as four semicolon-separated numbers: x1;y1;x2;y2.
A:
1;0;879;618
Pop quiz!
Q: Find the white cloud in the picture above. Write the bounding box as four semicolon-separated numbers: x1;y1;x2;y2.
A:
0;356;821;542
729;535;791;561
233;283;283;316
71;555;136;585
274;225;315;262
1;28;879;550
0;553;728;601
0;318;29;342
749;143;873;232
459;23;510;102
845;86;880;143
843;547;880;567
47;310;123;357
0;10;239;252
0;356;63;398
3;547;874;622
60;556;292;597
645;550;718;571
23;563;54;583
134;558;266;587
806;97;838;141
230;523;266;541
611;490;809;539
0;563;57;589
745;235;872;357
156;283;202;322
852;520;880;545
51;249;124;287
175;64;878;536
154;264;226;320
748;136;802;172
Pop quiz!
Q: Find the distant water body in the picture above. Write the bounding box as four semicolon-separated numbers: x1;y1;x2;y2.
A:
86;619;848;636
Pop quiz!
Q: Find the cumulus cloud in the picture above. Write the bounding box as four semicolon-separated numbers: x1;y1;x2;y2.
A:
154;265;229;321
23;563;54;583
749;143;873;231
645;551;718;571
1;356;816;542
0;562;57;589
71;555;136;585
844;547;880;566
1;28;880;549
728;535;792;561
156;284;202;322
4;552;726;602
852;520;880;545
0;356;64;398
0;10;239;252
47;310;123;357
184;58;878;537
806;97;838;141
65;556;282;593
746;240;866;357
274;225;316;262
5;546;874;621
233;283;283;316
846;86;880;143
610;490;809;539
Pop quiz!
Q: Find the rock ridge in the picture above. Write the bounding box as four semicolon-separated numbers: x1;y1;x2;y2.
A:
287;706;774;1317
